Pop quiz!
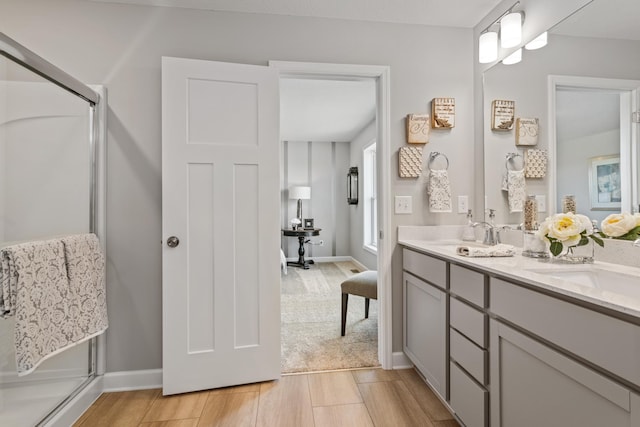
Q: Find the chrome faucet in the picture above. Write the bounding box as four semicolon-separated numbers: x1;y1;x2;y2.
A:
472;221;498;245
633;238;640;248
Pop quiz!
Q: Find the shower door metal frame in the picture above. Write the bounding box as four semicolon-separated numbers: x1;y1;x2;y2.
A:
0;32;106;426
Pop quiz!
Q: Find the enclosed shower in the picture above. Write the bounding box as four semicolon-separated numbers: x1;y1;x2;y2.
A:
0;33;106;426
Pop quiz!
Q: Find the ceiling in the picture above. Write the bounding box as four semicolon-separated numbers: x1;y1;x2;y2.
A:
89;0;503;27
280;78;376;142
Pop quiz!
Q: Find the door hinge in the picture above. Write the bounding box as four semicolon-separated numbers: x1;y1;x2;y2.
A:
633;111;640;123
379;230;384;240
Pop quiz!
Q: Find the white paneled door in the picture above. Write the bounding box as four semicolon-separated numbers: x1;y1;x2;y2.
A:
161;57;280;395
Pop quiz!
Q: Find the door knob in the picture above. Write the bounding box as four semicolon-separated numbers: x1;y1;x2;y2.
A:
167;236;180;248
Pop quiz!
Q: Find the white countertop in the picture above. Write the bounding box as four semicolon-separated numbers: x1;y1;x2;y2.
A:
399;237;640;319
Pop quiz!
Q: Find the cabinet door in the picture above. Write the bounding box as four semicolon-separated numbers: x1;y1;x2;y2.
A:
403;271;447;399
490;319;638;427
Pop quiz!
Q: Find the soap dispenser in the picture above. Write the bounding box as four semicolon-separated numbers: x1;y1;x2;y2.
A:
461;209;477;241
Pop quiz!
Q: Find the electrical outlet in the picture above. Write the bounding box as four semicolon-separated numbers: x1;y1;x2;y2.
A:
457;195;469;214
536;195;546;213
395;196;412;214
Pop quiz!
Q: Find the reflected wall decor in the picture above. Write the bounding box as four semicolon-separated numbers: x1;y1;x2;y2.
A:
589;155;621;210
347;167;359;205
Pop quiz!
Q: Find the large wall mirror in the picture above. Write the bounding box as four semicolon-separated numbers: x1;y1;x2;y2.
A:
483;0;640;225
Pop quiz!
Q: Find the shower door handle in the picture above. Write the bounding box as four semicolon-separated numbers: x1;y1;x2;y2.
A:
166;236;180;248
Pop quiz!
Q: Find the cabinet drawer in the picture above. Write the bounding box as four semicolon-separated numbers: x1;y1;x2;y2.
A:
450;328;487;385
450;264;486;308
451;297;487;348
450;361;487;427
491;277;640;388
403;248;447;290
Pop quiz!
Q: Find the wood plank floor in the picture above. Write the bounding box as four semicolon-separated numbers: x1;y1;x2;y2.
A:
74;368;459;427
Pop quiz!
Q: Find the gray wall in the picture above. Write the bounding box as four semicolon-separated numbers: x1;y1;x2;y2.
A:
1;0;475;372
281;141;350;259
557;129;620;223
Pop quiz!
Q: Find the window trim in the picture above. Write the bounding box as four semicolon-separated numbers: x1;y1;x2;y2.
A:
363;140;377;254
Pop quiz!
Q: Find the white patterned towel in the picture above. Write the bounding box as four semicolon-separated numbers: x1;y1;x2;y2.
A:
456;244;516;257
427;170;452;213
1;234;108;376
60;234;108;348
507;169;526;213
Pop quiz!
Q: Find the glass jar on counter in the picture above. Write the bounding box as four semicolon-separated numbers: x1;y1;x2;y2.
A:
524;195;538;231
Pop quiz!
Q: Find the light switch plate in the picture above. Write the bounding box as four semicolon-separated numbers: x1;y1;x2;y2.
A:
458;195;469;214
536;195;546;213
395;196;412;214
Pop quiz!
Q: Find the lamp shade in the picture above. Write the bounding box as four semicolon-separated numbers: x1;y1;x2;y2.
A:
500;12;522;48
479;31;498;63
525;32;548;50
289;186;311;200
502;48;522;65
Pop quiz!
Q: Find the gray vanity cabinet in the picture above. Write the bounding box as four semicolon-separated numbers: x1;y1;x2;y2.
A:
402;249;447;400
490;277;640;427
490;320;640;427
401;242;640;427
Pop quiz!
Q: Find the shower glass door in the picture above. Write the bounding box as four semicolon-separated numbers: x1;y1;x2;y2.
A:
0;52;95;427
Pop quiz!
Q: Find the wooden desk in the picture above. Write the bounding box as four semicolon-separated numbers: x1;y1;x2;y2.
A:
282;228;321;269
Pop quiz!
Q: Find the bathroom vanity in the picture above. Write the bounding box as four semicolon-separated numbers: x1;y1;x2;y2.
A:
399;227;640;427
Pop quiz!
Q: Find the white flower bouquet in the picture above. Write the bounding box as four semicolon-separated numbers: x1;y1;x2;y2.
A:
536;212;604;257
600;212;640;240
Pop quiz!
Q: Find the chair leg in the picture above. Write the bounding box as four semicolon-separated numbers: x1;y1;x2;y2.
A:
341;293;349;336
365;298;370;319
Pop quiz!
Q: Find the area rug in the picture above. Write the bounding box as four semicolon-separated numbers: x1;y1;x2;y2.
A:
281;261;379;373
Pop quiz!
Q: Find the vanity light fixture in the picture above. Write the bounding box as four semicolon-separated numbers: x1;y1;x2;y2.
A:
502;48;522;65
479;31;499;63
525;31;548;50
478;1;529;64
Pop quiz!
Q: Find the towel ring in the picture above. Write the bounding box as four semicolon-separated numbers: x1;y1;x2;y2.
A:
428;151;449;171
505;152;524;171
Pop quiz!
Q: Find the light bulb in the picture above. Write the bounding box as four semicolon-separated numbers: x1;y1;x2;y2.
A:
502;48;522;65
500;12;522;48
525;32;548;50
479;31;498;63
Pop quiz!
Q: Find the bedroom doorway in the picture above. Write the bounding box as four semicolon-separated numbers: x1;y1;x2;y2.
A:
271;61;391;373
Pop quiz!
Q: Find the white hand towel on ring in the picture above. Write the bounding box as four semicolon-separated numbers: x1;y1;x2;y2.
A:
507;169;526;213
427;169;452;213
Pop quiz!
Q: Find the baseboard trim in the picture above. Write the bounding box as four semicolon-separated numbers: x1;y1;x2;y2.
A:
392;351;413;370
286;256;371;273
103;369;162;392
349;258;368;272
288;255;354;263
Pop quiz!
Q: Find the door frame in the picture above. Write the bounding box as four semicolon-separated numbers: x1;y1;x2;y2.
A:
270;61;392;369
548;75;640;215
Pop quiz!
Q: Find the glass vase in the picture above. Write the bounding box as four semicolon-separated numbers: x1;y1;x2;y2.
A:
522;231;548;258
546;240;594;264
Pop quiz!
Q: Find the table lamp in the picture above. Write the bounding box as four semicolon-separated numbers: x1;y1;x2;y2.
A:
289;186;311;224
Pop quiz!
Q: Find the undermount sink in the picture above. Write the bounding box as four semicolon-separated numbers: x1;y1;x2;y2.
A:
525;265;640;299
